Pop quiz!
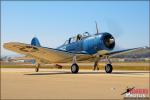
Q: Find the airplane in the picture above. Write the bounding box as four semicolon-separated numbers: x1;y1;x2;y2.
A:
121;87;135;95
3;22;144;73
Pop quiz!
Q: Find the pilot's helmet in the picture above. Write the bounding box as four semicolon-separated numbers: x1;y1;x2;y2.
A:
78;34;82;37
77;34;82;40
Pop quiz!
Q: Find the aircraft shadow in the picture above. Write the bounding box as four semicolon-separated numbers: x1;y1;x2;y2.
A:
24;71;149;76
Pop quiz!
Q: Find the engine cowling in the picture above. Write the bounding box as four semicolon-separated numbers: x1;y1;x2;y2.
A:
83;32;115;54
101;33;115;50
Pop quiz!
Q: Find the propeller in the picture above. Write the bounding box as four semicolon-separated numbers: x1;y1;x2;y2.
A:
105;19;124;50
109;38;115;44
103;34;115;49
106;19;123;38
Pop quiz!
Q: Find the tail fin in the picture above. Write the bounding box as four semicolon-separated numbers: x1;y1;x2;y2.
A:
31;37;41;47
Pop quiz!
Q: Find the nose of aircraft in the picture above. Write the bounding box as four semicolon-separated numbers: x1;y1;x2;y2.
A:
102;33;115;50
109;38;115;44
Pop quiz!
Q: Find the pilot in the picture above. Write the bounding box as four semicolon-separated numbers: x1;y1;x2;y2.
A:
77;34;82;41
68;38;71;44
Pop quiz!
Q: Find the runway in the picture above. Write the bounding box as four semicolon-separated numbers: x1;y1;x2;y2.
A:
1;68;149;99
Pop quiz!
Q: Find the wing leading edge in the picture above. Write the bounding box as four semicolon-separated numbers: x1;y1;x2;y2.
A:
3;42;92;63
106;47;146;57
3;42;145;63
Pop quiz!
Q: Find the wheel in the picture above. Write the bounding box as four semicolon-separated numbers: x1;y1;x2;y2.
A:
35;63;40;72
71;63;79;73
35;67;39;72
105;64;113;73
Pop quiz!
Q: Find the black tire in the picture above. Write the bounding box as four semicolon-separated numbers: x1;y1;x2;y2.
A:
35;64;40;72
105;64;113;73
71;64;79;73
35;67;39;72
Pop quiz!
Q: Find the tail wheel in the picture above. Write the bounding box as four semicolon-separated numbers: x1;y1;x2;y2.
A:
35;67;39;72
105;64;113;73
35;63;40;72
71;64;79;73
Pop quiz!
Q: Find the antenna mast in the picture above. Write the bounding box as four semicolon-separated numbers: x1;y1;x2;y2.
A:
95;21;99;34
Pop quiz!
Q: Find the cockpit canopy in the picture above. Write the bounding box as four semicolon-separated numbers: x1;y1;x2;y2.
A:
64;32;91;45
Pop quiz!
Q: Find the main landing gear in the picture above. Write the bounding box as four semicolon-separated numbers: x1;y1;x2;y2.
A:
93;56;113;73
71;63;79;73
105;64;113;73
35;63;40;72
70;55;113;74
105;56;113;73
71;56;79;73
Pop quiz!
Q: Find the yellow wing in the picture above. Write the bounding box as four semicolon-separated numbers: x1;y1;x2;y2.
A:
3;42;92;63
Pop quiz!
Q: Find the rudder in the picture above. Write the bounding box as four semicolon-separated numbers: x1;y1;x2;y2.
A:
31;37;41;47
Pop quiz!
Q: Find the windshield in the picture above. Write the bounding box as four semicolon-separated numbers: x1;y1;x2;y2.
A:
83;32;91;37
64;32;91;45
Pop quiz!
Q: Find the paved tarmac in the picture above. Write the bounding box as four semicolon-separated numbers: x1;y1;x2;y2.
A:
1;68;149;99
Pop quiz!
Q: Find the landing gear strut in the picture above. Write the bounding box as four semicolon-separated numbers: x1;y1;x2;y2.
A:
105;56;113;73
71;56;79;73
35;63;40;72
93;58;100;71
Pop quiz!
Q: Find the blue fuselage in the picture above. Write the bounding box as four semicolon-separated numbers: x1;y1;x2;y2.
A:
58;32;115;55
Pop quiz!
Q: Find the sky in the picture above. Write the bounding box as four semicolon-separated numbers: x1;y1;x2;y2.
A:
1;1;149;57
